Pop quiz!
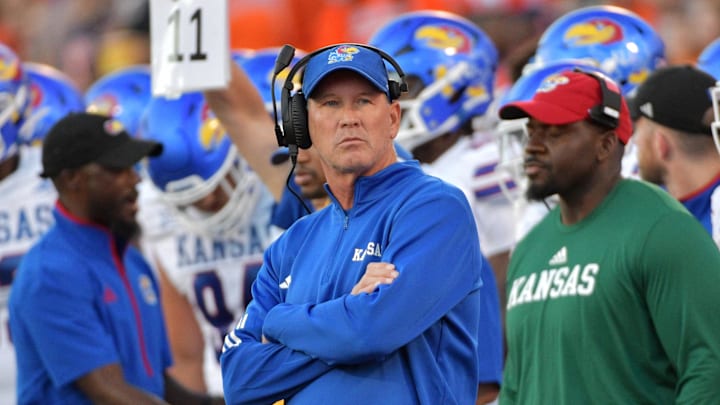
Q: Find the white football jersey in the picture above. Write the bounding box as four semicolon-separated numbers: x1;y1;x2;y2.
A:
712;186;720;250
0;146;57;404
137;179;276;395
621;138;641;180
423;135;517;257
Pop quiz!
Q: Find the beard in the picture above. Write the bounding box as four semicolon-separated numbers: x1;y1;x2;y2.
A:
110;218;140;241
525;178;557;202
88;197;140;241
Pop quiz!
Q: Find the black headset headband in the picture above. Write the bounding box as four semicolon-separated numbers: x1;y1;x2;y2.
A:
573;67;622;129
282;43;408;101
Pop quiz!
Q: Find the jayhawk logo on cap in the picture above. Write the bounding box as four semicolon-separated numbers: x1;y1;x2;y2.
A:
199;101;225;150
415;24;472;53
104;118;125;135
87;93;122;118
563;19;624;46
537;74;570;93
328;46;360;64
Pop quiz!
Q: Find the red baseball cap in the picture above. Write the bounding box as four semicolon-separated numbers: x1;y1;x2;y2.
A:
499;70;633;144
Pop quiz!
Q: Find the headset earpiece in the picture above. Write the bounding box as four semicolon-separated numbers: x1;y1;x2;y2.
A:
290;92;311;149
389;81;402;101
573;67;621;129
279;82;299;149
278;83;293;148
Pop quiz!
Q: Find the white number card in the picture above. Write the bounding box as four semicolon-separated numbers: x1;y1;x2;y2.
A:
150;0;230;98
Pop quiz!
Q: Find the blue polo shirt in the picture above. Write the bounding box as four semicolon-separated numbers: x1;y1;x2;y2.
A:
9;203;172;404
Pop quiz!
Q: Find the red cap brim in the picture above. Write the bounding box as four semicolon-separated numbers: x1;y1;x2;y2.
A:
499;100;587;125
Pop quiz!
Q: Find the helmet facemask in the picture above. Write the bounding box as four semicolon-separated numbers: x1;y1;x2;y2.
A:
711;84;720;157
158;146;262;235
495;118;528;204
396;62;492;151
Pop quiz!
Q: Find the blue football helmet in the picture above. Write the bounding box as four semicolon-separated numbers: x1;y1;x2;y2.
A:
532;5;665;95
19;62;85;145
141;92;262;234
495;60;613;201
0;43;29;162
698;38;720;80
368;10;498;151
237;47;304;118
85;65;151;137
231;48;255;71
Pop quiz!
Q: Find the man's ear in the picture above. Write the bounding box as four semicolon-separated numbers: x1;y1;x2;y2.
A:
57;168;85;192
653;128;672;161
389;100;401;140
597;129;619;162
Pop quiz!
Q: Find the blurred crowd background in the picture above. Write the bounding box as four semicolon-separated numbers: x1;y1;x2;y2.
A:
1;0;718;93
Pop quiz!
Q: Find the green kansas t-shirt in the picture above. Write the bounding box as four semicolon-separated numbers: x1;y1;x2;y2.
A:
501;179;720;405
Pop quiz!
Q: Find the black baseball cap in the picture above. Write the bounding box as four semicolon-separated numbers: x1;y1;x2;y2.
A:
629;65;716;135
40;112;163;178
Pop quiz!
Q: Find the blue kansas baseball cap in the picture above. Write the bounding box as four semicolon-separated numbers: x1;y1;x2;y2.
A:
302;44;390;99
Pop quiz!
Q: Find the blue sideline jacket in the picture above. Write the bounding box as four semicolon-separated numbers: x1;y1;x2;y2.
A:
9;203;172;404
222;161;484;405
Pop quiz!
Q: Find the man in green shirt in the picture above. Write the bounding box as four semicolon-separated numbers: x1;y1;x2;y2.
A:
497;69;720;404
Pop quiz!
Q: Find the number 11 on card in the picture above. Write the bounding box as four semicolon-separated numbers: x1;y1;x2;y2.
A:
150;0;230;98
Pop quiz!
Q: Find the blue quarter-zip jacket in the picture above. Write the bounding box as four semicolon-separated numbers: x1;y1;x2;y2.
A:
221;161;483;404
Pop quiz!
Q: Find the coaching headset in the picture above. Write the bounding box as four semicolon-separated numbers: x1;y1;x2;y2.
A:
270;43;408;164
573;67;622;130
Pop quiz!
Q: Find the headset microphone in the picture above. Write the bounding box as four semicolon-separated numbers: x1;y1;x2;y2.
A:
272;45;297;148
274;45;296;76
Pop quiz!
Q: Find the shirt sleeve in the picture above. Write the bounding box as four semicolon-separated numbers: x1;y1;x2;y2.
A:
262;187;484;365
642;212;720;403
220;246;332;405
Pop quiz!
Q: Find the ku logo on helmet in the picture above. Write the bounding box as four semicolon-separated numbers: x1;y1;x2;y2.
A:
415;24;472;53
564;19;624;46
199;102;225;150
0;53;20;81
